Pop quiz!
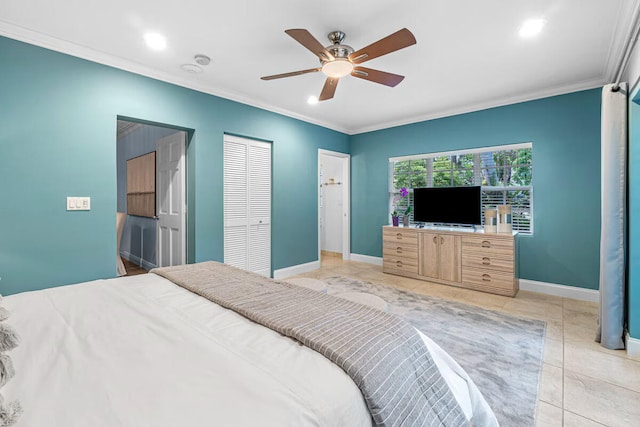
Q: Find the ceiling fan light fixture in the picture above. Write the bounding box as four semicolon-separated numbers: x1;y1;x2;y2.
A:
322;59;354;78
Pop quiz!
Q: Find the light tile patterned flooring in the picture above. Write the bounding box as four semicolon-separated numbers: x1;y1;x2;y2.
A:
294;257;640;427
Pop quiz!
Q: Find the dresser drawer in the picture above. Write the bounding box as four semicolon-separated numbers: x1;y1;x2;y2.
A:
383;241;418;259
462;267;514;290
383;256;419;274
462;235;513;256
383;228;418;245
462;252;513;273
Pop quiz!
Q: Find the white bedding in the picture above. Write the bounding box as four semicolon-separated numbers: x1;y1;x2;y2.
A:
4;273;497;426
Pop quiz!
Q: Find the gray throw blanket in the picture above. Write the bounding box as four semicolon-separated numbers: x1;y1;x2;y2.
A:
152;261;468;427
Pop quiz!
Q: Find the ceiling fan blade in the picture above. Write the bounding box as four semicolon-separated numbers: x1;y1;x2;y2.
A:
349;28;416;64
261;68;322;80
351;67;405;87
285;29;335;62
319;77;339;101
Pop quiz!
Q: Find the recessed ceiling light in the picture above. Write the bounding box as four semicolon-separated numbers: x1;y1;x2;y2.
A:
307;96;318;105
519;18;546;38
180;64;202;73
144;33;167;50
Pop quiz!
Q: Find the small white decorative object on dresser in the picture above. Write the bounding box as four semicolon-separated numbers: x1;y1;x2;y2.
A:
484;208;497;233
382;226;519;297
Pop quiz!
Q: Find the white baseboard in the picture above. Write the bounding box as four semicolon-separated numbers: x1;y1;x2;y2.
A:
273;260;321;280
350;253;383;266
627;333;640;358
519;279;599;302
120;251;157;271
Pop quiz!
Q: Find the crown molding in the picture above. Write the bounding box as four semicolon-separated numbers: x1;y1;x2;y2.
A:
0;21;350;134
0;20;610;137
349;77;605;135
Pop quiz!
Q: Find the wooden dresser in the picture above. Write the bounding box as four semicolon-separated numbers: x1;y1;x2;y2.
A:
382;226;518;296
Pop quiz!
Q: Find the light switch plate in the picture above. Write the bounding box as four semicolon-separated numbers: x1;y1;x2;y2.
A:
67;196;91;211
80;197;91;210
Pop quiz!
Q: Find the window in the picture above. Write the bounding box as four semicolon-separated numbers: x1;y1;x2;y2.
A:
389;143;533;234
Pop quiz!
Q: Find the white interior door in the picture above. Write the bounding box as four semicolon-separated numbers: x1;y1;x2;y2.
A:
156;131;186;267
224;135;271;277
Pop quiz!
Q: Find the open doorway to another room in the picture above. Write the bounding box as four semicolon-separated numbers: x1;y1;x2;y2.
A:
318;150;350;264
116;119;188;276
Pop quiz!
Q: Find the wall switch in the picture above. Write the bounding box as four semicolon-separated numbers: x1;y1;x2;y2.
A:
80;197;91;210
67;196;91;211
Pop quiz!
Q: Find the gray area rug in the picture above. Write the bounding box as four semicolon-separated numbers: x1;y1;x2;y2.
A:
324;276;546;427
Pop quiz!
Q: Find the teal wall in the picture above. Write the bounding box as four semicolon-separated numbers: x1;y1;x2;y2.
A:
351;89;602;290
629;87;640;339
0;36;349;295
0;35;605;296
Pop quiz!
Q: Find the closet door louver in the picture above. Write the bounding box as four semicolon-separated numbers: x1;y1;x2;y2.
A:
248;143;271;277
223;135;271;277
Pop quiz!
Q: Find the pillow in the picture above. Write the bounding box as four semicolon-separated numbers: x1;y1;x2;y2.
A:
0;394;22;427
0;297;21;427
0;325;17;353
0;356;14;389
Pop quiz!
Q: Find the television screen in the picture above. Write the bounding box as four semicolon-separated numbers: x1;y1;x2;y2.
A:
413;186;482;225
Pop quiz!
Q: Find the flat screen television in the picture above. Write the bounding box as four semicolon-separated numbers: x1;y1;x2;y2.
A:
413;186;482;225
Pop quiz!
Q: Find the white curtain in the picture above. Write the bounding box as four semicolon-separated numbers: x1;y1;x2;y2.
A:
596;83;627;349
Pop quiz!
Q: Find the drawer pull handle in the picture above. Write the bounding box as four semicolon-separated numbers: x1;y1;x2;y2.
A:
481;240;491;248
440;236;444;244
396;261;403;267
396;233;402;239
482;274;491;282
433;236;437;244
482;257;491;265
396;247;403;253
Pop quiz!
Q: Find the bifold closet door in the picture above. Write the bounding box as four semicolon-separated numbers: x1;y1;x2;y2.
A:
223;135;271;277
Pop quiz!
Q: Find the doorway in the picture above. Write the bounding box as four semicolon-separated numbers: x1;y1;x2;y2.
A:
116;119;188;275
318;149;350;262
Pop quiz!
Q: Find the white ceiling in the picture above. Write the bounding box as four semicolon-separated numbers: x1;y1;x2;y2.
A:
1;0;637;134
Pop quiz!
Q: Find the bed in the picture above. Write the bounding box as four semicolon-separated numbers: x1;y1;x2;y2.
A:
3;262;498;426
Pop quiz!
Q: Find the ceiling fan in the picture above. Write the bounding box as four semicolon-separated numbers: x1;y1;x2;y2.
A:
261;28;416;101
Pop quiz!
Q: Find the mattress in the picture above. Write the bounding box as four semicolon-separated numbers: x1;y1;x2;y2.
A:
3;273;497;426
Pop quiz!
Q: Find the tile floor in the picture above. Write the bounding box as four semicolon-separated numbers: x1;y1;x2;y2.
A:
294;257;640;427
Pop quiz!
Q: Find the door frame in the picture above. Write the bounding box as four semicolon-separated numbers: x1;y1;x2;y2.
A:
318;149;350;261
223;134;272;277
116;117;191;270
